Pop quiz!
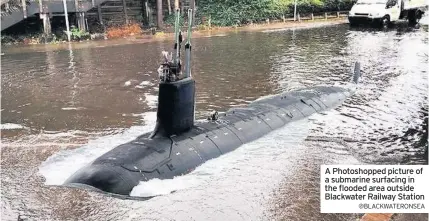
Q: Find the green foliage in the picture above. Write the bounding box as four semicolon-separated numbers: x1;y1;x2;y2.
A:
198;0;285;26
68;25;90;41
293;0;324;13
164;13;185;26
321;0;356;11
197;0;355;25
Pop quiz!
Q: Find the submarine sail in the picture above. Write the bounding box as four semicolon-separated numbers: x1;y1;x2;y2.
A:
64;9;362;196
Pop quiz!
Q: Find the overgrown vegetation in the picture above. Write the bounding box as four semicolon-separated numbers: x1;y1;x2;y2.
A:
69;25;90;41
105;23;142;39
1;33;50;45
164;13;185;26
197;0;356;26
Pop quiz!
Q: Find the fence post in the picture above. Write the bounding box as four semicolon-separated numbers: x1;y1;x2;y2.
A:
311;13;314;20
298;13;300;22
324;12;327;20
282;15;285;23
266;18;270;24
208;15;211;29
337;11;340;18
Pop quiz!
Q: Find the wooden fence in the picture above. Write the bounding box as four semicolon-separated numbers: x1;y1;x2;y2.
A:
247;11;349;25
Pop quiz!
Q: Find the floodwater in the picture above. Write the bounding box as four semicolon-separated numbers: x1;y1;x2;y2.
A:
1;22;428;220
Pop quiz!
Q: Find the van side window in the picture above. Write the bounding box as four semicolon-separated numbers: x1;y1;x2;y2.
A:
387;0;397;6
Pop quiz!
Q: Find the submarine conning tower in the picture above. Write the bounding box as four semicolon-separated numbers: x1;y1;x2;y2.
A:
151;9;195;138
155;78;195;136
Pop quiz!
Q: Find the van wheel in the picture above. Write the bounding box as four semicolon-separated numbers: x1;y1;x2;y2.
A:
349;21;357;27
416;10;423;22
408;9;417;25
381;16;390;28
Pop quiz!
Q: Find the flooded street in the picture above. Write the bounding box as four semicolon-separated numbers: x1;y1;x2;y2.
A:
1;23;428;220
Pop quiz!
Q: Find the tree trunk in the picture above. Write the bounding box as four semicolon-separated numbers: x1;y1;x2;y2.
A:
167;0;172;15
122;0;129;24
157;0;163;28
174;0;179;10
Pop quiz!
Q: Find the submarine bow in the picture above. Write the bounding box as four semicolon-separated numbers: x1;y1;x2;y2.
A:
64;10;362;196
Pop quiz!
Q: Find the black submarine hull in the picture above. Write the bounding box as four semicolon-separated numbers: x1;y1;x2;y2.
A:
64;85;354;195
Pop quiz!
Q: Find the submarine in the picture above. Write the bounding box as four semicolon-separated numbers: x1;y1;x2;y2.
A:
64;9;362;196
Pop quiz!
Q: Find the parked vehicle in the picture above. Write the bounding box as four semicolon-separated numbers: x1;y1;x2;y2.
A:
348;0;428;27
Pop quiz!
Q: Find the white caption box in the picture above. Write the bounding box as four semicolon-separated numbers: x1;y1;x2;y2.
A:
320;165;429;213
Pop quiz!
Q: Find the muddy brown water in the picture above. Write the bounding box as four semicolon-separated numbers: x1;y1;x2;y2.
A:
1;23;428;221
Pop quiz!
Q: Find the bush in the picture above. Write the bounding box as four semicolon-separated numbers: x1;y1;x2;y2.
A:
106;23;142;39
198;0;285;26
164;13;185;26
197;0;355;26
69;26;90;41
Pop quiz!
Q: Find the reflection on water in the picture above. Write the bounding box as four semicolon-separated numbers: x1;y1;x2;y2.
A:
1;23;428;220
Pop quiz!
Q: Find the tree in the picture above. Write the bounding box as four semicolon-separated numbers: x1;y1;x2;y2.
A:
167;0;172;14
157;0;163;28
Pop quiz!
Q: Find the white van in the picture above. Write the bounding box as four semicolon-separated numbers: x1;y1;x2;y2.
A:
348;0;427;27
